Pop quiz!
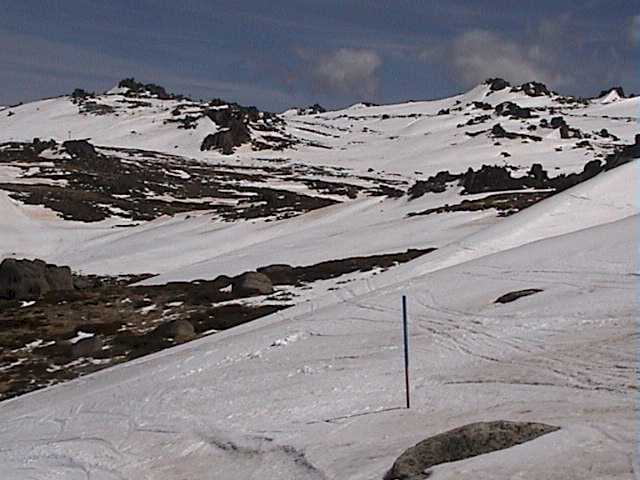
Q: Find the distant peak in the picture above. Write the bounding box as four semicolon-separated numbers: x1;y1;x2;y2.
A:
596;86;625;99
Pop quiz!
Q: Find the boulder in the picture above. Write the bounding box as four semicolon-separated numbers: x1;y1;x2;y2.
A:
485;78;510;91
559;125;582;139
153;320;195;342
71;336;103;358
527;163;548;186
0;258;74;300
494;101;534;119
232;272;274;296
257;264;297;285
384;421;560;480
63;139;98;158
472;101;492;110
549;116;566;129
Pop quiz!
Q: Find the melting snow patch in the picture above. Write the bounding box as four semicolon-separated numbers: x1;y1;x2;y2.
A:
0;358;27;372
139;304;157;315
69;331;95;344
20;301;36;308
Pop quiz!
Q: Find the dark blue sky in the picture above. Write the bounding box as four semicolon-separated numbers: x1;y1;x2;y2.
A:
2;1;639;111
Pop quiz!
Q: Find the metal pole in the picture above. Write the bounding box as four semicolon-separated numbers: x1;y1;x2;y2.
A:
402;294;410;409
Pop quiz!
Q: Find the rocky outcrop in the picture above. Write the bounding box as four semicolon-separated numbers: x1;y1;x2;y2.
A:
118;78;172;100
494;101;535;119
461;165;523;194
485;78;510;91
232;272;274;296
472;101;492;110
0;258;74;300
63;139;98;158
603;134;640;171
297;103;326;115
408;171;462;199
384;421;559;480
559;124;582;139
512;81;551;97
201;107;257;154
546;116;567;129
200;122;251;155
597;86;625;98
460;160;604;194
490;124;542;142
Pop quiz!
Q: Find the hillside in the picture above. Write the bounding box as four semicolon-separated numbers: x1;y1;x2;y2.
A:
0;78;637;479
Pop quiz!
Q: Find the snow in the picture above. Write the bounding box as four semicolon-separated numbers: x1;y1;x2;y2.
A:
0;82;637;479
68;331;95;344
0;212;635;479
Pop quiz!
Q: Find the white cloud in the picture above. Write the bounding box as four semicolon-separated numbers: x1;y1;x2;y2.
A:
309;48;382;98
449;29;572;88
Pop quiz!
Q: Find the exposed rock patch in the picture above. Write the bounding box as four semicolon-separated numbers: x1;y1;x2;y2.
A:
71;336;103;358
494;101;536;119
232;272;274;297
0;258;74;300
495;288;543;304
485;78;510;91
511;81;551;97
384;420;560;480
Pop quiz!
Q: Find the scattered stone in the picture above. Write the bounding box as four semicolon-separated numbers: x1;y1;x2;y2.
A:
384;420;560;480
495;288;543;303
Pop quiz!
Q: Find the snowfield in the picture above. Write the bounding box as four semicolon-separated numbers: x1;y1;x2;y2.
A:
0;81;637;479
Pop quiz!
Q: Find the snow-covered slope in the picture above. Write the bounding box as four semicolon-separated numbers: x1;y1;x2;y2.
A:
0;79;637;479
1;79;637;281
0;210;635;479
